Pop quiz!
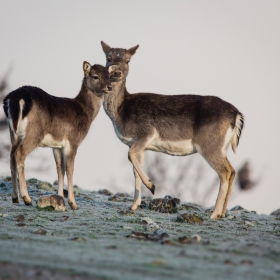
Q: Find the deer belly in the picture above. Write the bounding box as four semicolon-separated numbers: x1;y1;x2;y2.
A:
39;134;66;148
147;137;197;156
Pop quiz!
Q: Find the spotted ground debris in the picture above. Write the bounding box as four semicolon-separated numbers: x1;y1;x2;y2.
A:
0;176;280;280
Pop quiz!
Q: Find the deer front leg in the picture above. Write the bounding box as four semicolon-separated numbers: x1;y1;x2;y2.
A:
53;148;66;198
131;151;145;211
64;145;77;210
128;139;155;195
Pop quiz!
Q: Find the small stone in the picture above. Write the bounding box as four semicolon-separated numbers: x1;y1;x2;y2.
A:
178;203;202;212
98;189;113;196
118;209;134;216
224;259;234;265
149;198;178;214
164;195;180;205
244;220;256;227
2;214;8;218
69;237;86;242
142;217;154;225
108;195;117;201
203;239;210;245
227;215;236;220
270;209;280;216
17;223;27;227
38;181;55;192
145;223;160;232
152;259;167;265
27;178;38;184
106;245;117;249
4;176;12;182
176;213;203;224
178;234;201;244
231;205;244;211
191;234;202;242
241;259;253;265
37;195;66;211
13;215;25;222
115;192;130;198
33;227;47;235
140;201;147;208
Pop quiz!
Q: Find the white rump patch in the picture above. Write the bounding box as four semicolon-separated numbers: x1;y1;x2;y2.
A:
222;127;234;156
6;100;15;135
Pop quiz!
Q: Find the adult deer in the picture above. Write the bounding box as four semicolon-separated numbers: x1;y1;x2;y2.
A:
101;41;244;219
3;62;112;209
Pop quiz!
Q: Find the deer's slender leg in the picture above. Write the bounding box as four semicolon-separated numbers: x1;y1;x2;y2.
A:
221;159;235;217
206;156;232;219
53;148;66;197
14;140;41;205
64;145;77;210
128;137;155;193
10;146;19;203
131;151;145;211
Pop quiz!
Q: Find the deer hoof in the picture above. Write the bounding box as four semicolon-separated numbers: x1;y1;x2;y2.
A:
131;204;139;211
12;197;20;203
68;202;78;210
210;213;222;220
150;184;155;195
22;196;32;205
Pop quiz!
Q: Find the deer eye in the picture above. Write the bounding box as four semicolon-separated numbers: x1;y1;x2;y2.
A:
126;60;130;64
93;75;99;80
107;57;112;62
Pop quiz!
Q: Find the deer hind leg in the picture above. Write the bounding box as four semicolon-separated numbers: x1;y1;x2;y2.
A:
221;159;235;217
10;146;19;203
64;145;77;210
131;151;145;211
128;138;155;195
53;148;66;197
14;138;41;205
208;157;233;220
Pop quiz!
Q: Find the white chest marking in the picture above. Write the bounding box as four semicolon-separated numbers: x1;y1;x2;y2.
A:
114;127;135;147
39;134;67;149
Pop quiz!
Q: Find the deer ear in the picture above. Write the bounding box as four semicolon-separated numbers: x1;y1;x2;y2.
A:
101;41;111;53
108;65;119;73
83;61;91;74
128;45;139;56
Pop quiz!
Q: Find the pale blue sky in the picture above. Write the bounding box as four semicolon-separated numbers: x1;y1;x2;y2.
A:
0;0;279;214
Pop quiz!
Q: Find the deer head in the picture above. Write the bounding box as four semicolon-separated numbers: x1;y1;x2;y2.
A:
101;41;139;78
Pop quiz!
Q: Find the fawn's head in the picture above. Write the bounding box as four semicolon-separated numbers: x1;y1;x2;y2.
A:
83;62;112;97
101;41;139;78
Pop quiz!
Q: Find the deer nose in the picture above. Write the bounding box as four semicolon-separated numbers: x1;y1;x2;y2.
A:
107;86;112;91
114;71;121;77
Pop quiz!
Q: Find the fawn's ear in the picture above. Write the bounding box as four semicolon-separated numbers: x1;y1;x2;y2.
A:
108;65;119;73
83;61;91;74
128;45;139;56
101;41;111;53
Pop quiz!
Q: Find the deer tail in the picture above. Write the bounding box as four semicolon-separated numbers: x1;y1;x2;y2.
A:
231;112;244;153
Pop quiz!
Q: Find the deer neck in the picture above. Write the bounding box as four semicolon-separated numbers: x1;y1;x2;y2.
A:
103;79;127;124
75;83;103;122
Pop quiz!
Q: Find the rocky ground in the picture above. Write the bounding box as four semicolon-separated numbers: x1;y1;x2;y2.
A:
0;176;280;280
